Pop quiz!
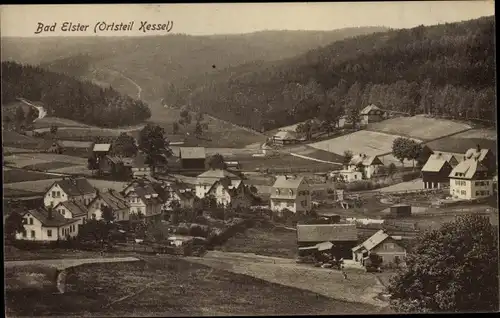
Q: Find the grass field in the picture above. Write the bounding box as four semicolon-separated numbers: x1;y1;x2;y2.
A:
3;131;42;149
235;153;337;172
309;130;421;158
218;227;298;259
5;257;381;316
3;169;60;184
23;161;77;171
3;153;87;169
425;128;497;156
3;188;40;198
366;115;471;141
3;178;128;194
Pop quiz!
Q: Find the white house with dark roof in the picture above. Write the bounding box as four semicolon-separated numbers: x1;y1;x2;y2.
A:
347;154;384;179
195;169;241;198
122;180;164;218
360;104;384;125
205;178;253;208
352;229;407;265
16;208;81;242
162;183;196;210
53;200;89;226
449;156;493;200
88;189;130;221
44;177;97;208
270;175;311;213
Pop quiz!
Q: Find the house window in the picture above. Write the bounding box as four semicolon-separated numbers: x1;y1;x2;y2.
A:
52;191;55;197
476;191;480;196
22;230;27;238
92;213;96;220
276;189;280;195
101;203;105;209
61;210;65;215
47;229;52;237
289;190;293;196
57;191;60;197
29;218;33;225
31;230;35;238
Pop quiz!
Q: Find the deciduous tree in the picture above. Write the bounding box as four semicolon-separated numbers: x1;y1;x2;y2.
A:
112;133;138;157
388;214;499;313
206;153;226;170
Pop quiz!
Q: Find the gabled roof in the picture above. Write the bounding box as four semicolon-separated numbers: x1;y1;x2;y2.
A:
207;179;245;197
93;190;129;211
55;201;88;217
297;224;358;242
22;208;76;227
51;178;96;197
272;175;305;189
352;230;390;252
349;154;383;166
274;130;297;140
93;143;111;152
360;104;382;115
421;156;448;173
180;147;206;159
449;159;489;179
428;152;457;164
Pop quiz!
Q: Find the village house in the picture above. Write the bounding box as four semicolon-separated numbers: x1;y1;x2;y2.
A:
463;145;496;174
272;130;299;145
92;143;112;157
421;152;455;189
44;177;97;208
449;155;493;200
87;189;130;222
352;229;407;266
16;207;81;242
100;155;134;177
348;154;384;179
195;169;241;198
205;177;253;208
297;223;358;259
53;200;89;227
122;180;164;219
179;147;206;170
359;104;385;125
162;183;196;210
270;175;311;214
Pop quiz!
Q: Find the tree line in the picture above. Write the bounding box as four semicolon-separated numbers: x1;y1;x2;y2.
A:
167;16;494;131
1;61;151;128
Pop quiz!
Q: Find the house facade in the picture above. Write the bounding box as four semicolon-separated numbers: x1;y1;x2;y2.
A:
162;184;196;210
421;153;454;189
206;178;253;208
122;181;164;218
44;177;97;208
195;169;241;199
449;158;493;200
360;104;384;125
16;208;81;242
348;154;384;179
352;230;407;265
53;201;89;227
270;175;311;213
88;190;130;222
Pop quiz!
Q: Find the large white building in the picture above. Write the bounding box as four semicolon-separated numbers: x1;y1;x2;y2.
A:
16;208;81;242
449;157;493;200
44;177;97;208
195;169;252;208
270;175;311;214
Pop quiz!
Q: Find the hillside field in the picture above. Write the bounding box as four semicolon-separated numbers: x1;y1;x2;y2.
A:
366;116;471;141
33;117;91;129
3;153;87;169
308;130;421;158
425;128;497;156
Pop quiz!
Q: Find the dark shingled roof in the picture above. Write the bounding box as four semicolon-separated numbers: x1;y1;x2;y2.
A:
53;178;96;196
22;208;76;227
56;201;88;217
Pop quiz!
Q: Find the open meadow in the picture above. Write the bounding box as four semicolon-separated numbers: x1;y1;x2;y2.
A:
309;130;421;158
5;257;383;316
425;128;497;156
3;178;128;194
3;168;61;184
33;116;91;129
366;115;471;141
3;153;87;169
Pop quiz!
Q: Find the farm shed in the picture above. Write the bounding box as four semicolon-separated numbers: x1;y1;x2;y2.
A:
360;104;384;125
390;204;412;217
421;153;454;189
296;223;358;259
352;229;407;265
179;147;206;170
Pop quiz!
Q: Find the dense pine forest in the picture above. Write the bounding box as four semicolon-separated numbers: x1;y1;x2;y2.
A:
1;61;151;127
173;16;495;131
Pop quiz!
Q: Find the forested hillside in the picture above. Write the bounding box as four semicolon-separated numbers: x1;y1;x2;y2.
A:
176;16;495;131
1;61;151;127
2;27;387;101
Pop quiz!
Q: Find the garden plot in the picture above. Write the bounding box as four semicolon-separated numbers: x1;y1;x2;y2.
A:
309;130;421;157
366;115;471;141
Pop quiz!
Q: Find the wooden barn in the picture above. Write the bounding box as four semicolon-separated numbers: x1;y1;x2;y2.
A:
179;147;206;170
297;223;358;259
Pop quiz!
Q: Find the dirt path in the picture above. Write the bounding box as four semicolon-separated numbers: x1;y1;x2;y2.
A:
17;98;47;120
103;67;142;100
186;251;388;308
288;152;343;166
4;257;140;271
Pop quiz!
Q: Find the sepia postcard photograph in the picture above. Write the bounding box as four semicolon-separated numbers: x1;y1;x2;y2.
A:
1;2;498;316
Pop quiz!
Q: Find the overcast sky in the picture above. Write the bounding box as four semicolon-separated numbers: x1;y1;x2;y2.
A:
1;2;495;37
